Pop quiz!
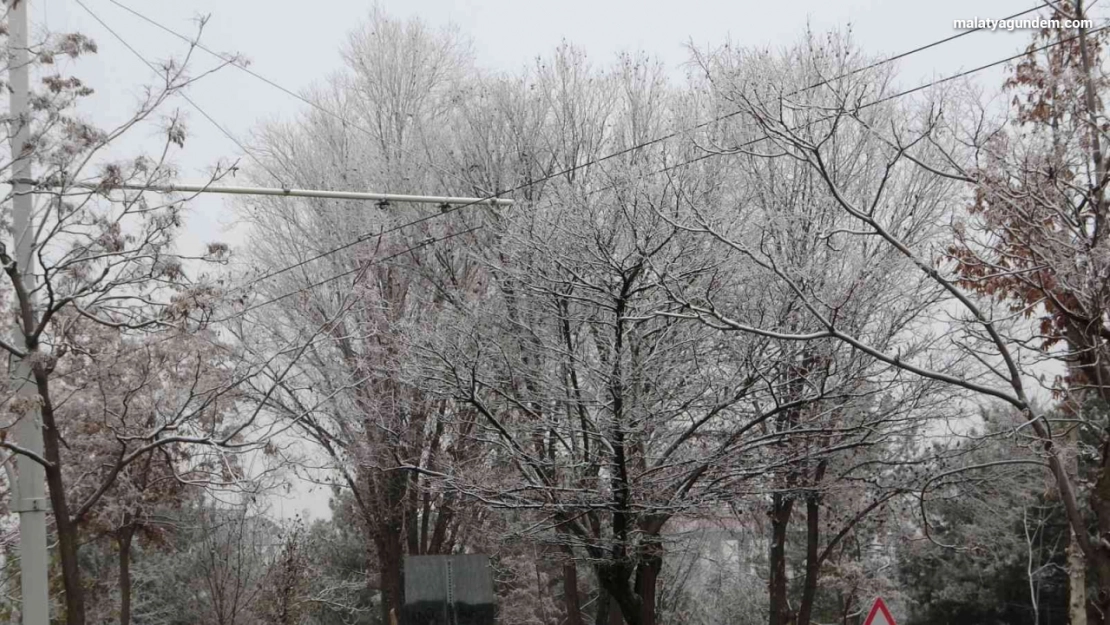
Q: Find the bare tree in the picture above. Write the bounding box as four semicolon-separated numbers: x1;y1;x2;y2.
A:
235;10;491;623
401;38;944;625
676;5;1110;623
0;16;315;624
187;501;274;625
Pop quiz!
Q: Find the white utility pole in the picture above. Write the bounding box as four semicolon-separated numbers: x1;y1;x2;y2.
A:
8;0;50;623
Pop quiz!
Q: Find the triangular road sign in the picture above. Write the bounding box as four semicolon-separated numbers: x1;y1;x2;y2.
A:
863;597;897;625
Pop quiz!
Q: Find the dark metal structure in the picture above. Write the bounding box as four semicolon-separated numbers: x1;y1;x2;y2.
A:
402;554;496;625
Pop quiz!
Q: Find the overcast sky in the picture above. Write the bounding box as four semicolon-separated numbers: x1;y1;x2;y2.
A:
32;0;1094;519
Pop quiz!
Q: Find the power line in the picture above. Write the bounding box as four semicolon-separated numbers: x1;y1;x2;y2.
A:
607;20;1110;192
836;3;1053;78
101;0;1049;203
234;13;1097;296
78;1;1081;311
70;0;498;301
104;0;488;196
229;207;473;295
110;4;1094;336
75;0;485;328
209;225;483;324
225;25;1109;325
73;0;288;187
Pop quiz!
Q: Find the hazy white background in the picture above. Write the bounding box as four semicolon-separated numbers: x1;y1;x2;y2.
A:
30;0;1091;519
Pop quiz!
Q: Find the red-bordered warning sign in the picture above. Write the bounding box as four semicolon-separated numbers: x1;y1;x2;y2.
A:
863;597;897;625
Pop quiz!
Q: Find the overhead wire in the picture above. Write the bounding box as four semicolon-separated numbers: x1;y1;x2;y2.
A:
594;18;1110;194
73;0;288;187
100;0;1052;218
228;12;1104;298
104;0;492;195
73;0;487;328
70;2;1098;324
205;225;483;323
215;22;1110;326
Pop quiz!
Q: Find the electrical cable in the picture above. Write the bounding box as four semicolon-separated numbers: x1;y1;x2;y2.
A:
102;0;1054;208
74;0;289;187
232;18;1107;296
104;0;495;195
207;225;483;323
73;2;1100;323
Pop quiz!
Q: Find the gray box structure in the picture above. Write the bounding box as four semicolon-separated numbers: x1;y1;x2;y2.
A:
402;554;496;625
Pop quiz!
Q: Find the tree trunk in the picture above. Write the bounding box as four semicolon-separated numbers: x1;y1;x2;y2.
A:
1069;327;1110;624
563;560;584;625
636;537;662;625
44;462;84;625
596;563;642;625
591;575;629;625
609;596;624;625
35;366;86;625
384;467;411;625
1088;467;1110;625
1074;4;1110;618
118;525;135;625
769;492;795;625
406;472;420;554
376;525;405;625
1070;526;1089;625
1065;422;1089;625
797;494;821;625
636;565;659;625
